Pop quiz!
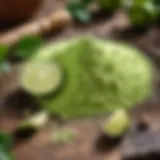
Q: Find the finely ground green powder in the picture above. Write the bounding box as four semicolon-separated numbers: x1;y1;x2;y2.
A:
30;37;153;118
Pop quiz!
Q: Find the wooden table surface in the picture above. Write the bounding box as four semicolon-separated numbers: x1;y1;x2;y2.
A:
1;1;160;160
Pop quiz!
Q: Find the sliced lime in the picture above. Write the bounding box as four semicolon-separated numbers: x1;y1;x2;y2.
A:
103;109;130;137
19;111;49;130
21;62;62;96
52;128;76;144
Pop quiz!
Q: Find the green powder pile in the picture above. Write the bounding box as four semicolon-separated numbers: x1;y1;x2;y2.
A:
30;37;153;119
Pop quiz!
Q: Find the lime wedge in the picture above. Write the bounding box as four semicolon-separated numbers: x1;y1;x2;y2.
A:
21;62;62;96
19;111;49;129
103;109;130;137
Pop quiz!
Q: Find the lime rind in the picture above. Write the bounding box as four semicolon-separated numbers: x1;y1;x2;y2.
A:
21;62;62;96
103;109;130;137
19;111;49;129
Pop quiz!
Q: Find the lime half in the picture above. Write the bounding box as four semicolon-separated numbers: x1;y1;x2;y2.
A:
103;109;130;137
21;62;62;96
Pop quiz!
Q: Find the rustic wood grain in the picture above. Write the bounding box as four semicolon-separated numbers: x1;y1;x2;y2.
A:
0;1;160;160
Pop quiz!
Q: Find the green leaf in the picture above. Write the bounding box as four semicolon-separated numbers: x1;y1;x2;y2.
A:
0;151;15;160
0;132;13;151
0;61;11;74
74;8;91;23
125;0;158;26
67;1;92;23
153;0;160;15
98;0;121;11
16;36;43;59
0;132;14;160
0;44;8;61
82;0;93;5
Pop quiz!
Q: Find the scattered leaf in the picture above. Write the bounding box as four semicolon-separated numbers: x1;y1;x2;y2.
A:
74;8;92;23
0;132;14;160
67;0;92;23
82;0;93;5
0;61;11;74
0;44;8;62
16;36;43;59
0;151;15;160
0;132;13;151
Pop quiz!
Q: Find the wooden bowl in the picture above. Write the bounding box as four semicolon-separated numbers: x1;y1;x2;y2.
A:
0;0;42;21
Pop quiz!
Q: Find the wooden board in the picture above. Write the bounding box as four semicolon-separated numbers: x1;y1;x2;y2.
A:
1;0;160;160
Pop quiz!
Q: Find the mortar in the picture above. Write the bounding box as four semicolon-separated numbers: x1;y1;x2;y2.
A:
0;0;42;21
